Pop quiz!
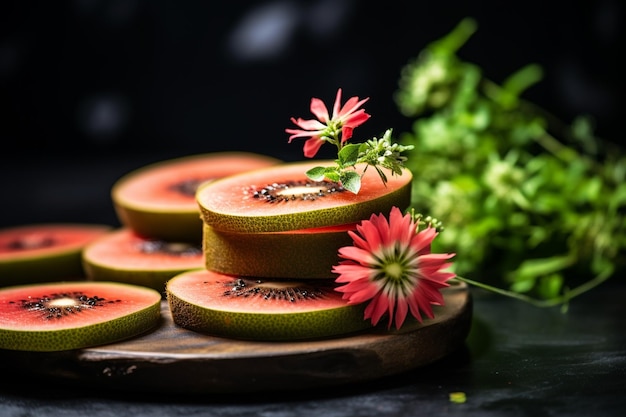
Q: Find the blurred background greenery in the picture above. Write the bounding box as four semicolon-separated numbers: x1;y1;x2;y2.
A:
395;18;624;304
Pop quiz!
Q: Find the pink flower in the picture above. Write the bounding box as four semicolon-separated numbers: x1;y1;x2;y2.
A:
332;206;456;329
286;88;371;158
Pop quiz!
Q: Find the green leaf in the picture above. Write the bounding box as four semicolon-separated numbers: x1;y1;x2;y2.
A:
571;116;598;155
374;166;388;185
430;17;477;55
337;144;361;167
510;278;536;294
508;254;575;283
323;168;341;182
305;166;327;181
502;64;544;97
340;170;362;194
537;273;564;299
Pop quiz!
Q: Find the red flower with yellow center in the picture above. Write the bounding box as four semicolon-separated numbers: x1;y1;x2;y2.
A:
333;206;456;329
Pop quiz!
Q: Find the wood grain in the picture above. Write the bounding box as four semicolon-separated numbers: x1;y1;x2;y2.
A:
1;281;472;394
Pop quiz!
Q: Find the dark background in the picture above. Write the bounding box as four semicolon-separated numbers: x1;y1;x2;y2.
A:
1;0;624;228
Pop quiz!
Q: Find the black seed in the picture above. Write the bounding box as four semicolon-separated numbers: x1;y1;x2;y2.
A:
220;278;331;302
5;235;56;251
14;291;121;320
168;178;212;197
137;240;201;256
250;180;345;203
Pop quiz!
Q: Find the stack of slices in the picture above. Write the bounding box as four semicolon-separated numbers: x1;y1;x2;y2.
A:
166;160;413;341
81;152;281;294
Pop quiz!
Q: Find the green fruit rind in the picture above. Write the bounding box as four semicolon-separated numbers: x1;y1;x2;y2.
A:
166;270;371;341
112;152;282;242
0;281;161;352
196;161;412;233
83;261;189;294
113;208;204;244
1;250;87;286
203;223;355;279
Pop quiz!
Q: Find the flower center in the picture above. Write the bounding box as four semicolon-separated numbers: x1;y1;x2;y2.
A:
383;262;404;280
372;244;421;297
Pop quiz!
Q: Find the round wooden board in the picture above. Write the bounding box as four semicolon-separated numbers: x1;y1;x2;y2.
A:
1;282;472;394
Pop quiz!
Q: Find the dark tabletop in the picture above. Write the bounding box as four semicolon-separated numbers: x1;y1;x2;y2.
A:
1;280;624;417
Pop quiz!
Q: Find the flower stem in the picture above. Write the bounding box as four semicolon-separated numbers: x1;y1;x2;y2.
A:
454;267;613;309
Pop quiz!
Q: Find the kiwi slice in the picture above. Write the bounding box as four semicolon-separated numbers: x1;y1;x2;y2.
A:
196;160;412;233
0;223;112;287
111;152;282;242
166;269;371;341
82;228;204;293
0;281;161;351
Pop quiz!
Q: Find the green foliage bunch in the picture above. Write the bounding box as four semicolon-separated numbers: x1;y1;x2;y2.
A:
395;18;625;306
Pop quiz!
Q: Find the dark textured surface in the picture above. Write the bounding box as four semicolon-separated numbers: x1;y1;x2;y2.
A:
1;282;624;416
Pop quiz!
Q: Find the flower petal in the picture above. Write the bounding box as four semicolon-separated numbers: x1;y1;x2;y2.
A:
355;218;383;253
387;206;413;246
337;282;381;305
410;227;437;253
337;246;376;265
287;117;326;132
332;88;343;119
394;297;409;329
406;295;423;323
303;137;325;158
332;262;371;281
336;96;370;120
343;108;370;127
347;230;369;251
364;294;388;327
310;97;330;122
341;126;354;143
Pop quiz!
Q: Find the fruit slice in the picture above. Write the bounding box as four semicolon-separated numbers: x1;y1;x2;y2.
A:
197;160;412;233
203;222;356;279
82;228;204;293
0;223;112;287
0;281;161;351
166;269;371;341
112;152;282;242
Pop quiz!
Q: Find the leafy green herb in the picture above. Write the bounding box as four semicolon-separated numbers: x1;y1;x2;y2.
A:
305;128;414;194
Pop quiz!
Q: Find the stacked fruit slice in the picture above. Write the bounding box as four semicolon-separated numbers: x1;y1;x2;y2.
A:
82;152;282;294
166;160;413;341
0;223;112;287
